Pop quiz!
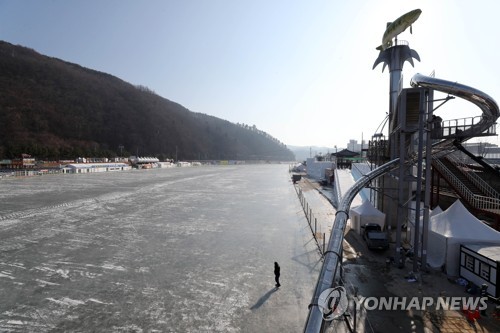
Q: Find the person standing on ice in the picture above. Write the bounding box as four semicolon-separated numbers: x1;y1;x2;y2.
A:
274;262;281;288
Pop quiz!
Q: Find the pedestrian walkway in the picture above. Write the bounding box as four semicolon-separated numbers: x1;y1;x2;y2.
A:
294;172;500;333
295;177;336;254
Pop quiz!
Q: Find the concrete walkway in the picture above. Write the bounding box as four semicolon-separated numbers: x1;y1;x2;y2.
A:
294;178;336;253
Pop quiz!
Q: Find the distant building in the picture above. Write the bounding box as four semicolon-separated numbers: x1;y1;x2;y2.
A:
306;157;334;181
345;139;367;153
62;163;131;173
128;156;160;169
0;154;35;169
459;142;500;164
330;149;360;169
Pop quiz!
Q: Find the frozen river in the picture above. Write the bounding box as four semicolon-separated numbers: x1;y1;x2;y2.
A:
0;164;321;332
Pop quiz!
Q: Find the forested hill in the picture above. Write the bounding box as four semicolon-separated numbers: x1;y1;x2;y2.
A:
0;41;295;161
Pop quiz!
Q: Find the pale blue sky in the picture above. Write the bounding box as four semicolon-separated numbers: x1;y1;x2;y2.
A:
1;0;499;148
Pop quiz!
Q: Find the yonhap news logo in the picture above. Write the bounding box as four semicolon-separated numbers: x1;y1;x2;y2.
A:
352;296;488;312
318;286;489;321
318;286;349;320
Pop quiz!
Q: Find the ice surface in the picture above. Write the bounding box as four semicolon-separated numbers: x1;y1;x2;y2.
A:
0;165;320;332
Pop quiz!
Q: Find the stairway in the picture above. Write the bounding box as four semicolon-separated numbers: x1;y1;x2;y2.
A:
438;157;484;196
432;156;500;214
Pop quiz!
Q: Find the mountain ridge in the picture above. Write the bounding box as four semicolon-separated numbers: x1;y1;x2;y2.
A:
0;41;295;161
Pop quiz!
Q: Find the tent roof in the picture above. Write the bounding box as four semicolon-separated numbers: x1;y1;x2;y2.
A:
430;200;500;240
351;200;385;217
331;149;359;157
430;206;443;217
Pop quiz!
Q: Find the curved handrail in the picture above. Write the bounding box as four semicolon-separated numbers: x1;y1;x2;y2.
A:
304;73;499;332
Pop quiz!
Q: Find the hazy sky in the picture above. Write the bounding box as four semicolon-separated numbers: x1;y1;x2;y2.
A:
1;0;500;148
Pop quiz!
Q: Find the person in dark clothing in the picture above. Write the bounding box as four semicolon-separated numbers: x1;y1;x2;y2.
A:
431;115;443;138
274;262;281;288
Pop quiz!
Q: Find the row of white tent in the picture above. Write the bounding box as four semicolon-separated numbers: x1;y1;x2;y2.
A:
349;199;500;276
426;200;500;276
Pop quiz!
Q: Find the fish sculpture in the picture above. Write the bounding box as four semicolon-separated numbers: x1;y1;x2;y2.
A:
376;9;422;51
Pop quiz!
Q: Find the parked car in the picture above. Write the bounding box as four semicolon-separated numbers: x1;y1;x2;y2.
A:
291;174;302;183
362;223;389;250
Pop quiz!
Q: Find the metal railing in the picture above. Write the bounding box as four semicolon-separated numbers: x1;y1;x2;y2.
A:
444;153;500;198
295;185;328;256
433;158;500;211
473;195;500;212
441;116;481;136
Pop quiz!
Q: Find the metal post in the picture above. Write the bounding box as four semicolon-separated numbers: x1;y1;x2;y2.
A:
395;96;406;267
353;286;358;332
422;89;434;269
412;90;427;273
323;233;325;254
306;203;309;220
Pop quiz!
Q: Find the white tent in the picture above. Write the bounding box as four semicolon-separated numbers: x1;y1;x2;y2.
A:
430;206;443;217
426;200;500;276
408;205;443;247
349;200;386;235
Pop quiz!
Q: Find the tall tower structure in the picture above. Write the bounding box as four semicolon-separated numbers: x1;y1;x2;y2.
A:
372;41;420;222
371;10;425;268
373;43;420;155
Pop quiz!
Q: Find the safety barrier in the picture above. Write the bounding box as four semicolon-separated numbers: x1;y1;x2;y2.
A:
294;184;328;256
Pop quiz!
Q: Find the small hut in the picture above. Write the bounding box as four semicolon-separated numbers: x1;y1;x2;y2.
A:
331;149;359;169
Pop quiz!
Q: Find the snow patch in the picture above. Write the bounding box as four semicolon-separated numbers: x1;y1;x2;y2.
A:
102;263;126;271
87;298;112;305
46;297;85;306
0;271;14;279
36;279;60;286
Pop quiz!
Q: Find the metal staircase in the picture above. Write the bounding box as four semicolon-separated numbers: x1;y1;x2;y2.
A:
432;154;500;213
